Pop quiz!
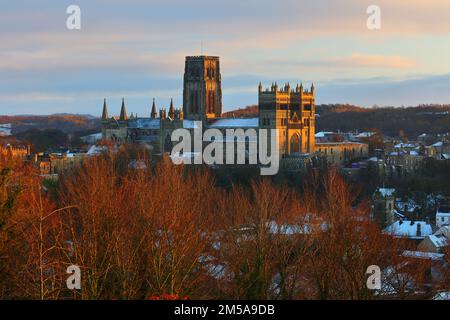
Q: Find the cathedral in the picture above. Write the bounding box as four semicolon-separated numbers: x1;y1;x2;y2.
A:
101;55;316;157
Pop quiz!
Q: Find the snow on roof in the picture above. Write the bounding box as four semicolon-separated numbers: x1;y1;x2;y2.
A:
183;119;199;129
87;145;107;155
394;210;405;219
384;220;433;239
395;200;419;213
427;234;448;248
394;142;416;149
209;117;259;128
376;187;395;197
204;135;258;142
267;221;312;235
127;118;160;129
402;250;444;261
315;131;333;138
355;132;375;138
435;226;450;237
409;151;419;156
432;141;443;147
83;132;102;139
432;291;450;300
442;154;450;160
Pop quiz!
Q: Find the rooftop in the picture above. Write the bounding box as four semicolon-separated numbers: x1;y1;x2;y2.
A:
209;117;259;128
384;220;433;239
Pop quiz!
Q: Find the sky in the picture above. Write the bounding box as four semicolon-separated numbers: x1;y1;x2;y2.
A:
1;0;450;116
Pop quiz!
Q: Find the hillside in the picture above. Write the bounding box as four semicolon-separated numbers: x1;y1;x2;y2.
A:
316;104;450;138
224;104;450;138
222;105;258;118
0;114;100;134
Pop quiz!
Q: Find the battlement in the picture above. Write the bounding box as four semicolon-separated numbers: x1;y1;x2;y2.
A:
186;55;220;61
258;82;315;97
258;82;315;112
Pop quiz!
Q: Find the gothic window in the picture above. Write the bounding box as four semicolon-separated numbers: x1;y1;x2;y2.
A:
210;91;213;113
290;134;300;153
207;91;211;113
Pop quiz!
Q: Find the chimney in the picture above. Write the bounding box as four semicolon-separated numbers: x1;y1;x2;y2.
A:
416;223;422;237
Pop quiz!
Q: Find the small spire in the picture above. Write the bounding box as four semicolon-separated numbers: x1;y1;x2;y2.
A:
169;98;175;118
151;98;157;118
102;98;109;120
311;82;315;94
258;82;262;92
120;97;127;121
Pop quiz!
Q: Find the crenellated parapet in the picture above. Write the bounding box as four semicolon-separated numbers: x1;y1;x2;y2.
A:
258;82;315;113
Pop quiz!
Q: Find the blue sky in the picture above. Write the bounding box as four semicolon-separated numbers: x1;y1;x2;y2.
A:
1;0;450;116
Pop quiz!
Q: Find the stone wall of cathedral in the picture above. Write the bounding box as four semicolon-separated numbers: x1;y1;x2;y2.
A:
258;82;316;156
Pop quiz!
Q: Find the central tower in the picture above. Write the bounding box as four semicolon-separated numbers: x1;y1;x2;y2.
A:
183;56;222;120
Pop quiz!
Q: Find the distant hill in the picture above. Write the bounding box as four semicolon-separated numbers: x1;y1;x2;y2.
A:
224;104;450;138
0;114;100;134
222;105;258;118
316;104;450;138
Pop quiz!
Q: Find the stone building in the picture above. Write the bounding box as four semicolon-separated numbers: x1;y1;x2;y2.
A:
0;144;30;159
258;82;315;156
373;187;396;227
315;142;369;166
101;97;184;153
183;56;222;121
100;55;317;159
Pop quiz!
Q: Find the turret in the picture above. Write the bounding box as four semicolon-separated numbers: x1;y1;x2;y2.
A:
160;107;166;119
168;98;175;119
258;82;262;93
102;98;109;121
120;97;127;121
151;98;157;118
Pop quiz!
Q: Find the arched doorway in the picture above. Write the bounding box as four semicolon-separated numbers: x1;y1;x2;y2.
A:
290;134;300;154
